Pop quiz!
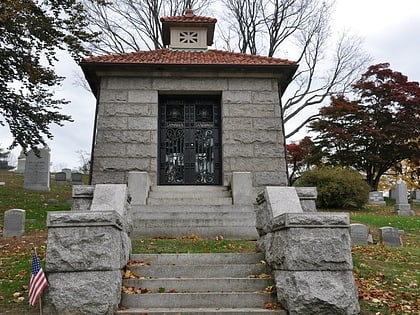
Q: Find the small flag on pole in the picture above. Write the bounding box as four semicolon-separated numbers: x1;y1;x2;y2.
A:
29;252;48;306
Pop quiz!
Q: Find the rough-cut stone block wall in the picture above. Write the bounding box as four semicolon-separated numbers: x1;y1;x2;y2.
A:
92;77;158;184
92;75;287;188
223;78;287;188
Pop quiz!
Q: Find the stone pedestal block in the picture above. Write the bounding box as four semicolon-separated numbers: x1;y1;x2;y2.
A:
264;213;351;271
42;270;122;315
266;226;352;271
274;270;360;315
232;172;252;205
90;184;132;232
256;186;303;236
394;203;414;216
46;211;130;272
127;171;150;205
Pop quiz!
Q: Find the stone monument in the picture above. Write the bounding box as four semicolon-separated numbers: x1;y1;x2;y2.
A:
3;209;26;237
379;227;403;247
394;179;414;216
23;147;51;192
368;191;386;206
16;151;26;173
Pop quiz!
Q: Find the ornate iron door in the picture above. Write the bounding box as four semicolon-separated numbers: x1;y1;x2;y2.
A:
158;96;221;185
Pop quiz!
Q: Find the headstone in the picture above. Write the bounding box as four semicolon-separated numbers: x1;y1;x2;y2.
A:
379;227;403;247
3;209;26;237
350;223;369;245
394;179;414;216
62;168;72;181
368;191;386;206
16;151;26;173
71;172;83;185
23;147;50;192
55;172;67;184
389;189;396;200
412;190;420;205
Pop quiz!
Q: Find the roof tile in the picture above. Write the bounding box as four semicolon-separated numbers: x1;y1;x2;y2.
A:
82;49;296;66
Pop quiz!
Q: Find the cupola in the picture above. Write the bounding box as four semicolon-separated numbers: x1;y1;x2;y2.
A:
160;9;217;51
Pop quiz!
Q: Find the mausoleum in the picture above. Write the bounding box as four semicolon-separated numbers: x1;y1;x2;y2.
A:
41;10;360;315
80;9;297;189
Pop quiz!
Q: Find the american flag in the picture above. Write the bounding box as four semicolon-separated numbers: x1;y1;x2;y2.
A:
29;252;48;306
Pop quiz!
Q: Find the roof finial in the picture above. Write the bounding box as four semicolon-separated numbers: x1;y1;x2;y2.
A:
185;8;194;17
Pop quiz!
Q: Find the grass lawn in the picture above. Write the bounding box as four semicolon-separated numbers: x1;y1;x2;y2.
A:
0;170;419;314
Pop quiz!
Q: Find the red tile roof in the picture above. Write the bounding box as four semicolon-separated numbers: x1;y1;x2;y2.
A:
160;9;217;23
82;49;296;66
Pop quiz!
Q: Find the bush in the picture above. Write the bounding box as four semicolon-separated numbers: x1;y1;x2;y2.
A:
294;167;370;209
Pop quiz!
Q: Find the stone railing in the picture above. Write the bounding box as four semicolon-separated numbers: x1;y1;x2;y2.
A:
42;184;132;314
256;186;360;315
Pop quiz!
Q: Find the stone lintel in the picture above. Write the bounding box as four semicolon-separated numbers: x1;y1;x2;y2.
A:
47;211;123;230
271;212;349;231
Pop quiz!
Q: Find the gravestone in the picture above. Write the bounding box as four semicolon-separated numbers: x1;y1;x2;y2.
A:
62;168;72;181
389;189;396;200
16;151;26;173
379;227;403;247
23;147;50;192
350;223;369;245
3;209;26;237
71;172;83;185
412;190;420;205
394;179;413;216
368;191;386;206
55;172;67;184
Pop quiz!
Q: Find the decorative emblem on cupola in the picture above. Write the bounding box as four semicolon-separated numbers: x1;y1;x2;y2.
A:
160;9;217;51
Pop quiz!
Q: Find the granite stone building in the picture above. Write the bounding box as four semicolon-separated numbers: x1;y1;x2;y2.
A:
80;9;297;190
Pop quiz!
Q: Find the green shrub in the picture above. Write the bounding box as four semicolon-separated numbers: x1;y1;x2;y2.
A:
294;167;370;209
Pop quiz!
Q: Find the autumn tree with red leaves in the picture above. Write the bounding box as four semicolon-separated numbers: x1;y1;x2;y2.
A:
286;136;322;184
310;63;420;190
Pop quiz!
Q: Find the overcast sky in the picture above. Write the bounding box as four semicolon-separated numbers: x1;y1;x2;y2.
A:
1;0;419;170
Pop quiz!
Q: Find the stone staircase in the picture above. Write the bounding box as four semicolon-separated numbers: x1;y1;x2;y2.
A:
129;186;258;240
116;253;286;315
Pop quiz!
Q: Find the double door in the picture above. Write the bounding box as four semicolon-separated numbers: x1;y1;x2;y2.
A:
158;96;221;185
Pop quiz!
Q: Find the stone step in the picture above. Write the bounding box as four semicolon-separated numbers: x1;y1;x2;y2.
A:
148;190;232;199
123;277;273;292
147;197;233;206
120;292;278;308
129;226;258;239
130;253;264;265
150;185;229;192
127;263;267;278
117;253;280;314
116;307;286;315
130;204;255;213
131;211;256;222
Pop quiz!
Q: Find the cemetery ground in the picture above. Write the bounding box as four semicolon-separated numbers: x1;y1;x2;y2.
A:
0;171;419;315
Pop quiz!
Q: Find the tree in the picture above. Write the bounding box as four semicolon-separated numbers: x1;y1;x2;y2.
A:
76;149;91;174
286;136;321;184
0;0;97;152
82;0;210;54
81;0;371;138
221;0;371;138
310;63;420;191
